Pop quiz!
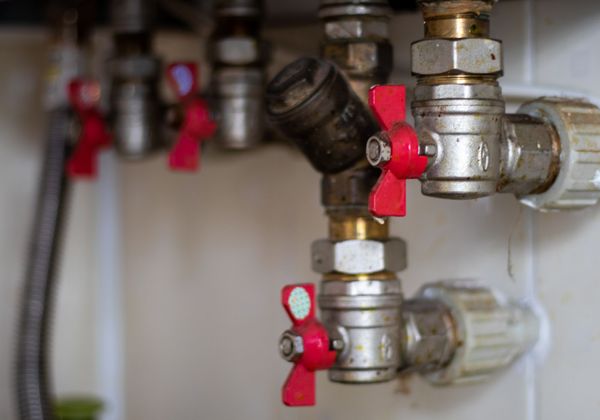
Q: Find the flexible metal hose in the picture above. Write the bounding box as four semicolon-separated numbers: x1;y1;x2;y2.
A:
16;109;72;420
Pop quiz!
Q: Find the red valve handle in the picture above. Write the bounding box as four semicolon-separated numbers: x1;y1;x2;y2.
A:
166;62;216;172
281;284;336;407
368;85;428;217
66;79;111;179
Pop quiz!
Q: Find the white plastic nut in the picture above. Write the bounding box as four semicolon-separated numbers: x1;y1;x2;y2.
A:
519;98;600;211
417;281;539;386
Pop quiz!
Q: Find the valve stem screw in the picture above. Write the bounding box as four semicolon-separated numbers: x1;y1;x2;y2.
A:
366;134;392;167
331;338;345;352
279;331;304;362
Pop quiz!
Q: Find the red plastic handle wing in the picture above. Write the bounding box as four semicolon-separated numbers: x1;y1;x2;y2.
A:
66;79;111;179
280;284;336;407
368;85;428;217
166;63;216;172
369;84;406;130
283;363;316;406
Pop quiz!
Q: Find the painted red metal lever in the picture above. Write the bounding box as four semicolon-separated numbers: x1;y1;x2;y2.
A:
368;85;428;217
166;62;216;172
67;79;111;179
280;283;336;407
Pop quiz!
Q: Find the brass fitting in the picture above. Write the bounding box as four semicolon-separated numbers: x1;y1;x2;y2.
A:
321;214;398;282
319;0;393;107
420;0;495;39
414;0;500;86
328;214;388;241
315;0;397;283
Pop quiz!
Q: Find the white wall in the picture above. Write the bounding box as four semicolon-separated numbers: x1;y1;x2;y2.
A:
3;1;600;419
531;3;600;420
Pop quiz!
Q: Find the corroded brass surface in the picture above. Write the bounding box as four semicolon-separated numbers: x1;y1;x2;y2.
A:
324;214;398;282
322;272;397;282
417;74;499;86
328;214;389;241
414;2;500;85
424;15;489;38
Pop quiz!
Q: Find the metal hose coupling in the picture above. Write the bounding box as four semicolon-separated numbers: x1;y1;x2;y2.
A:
209;0;267;149
318;0;393;106
110;0;163;159
407;281;539;385
17;110;72;420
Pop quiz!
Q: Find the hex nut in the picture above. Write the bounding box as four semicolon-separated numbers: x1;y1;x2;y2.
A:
402;301;456;371
322;41;393;76
311;238;407;274
366;133;392;167
411;38;503;76
212;36;262;66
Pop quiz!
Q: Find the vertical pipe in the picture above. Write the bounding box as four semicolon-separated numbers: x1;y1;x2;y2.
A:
95;152;125;420
16;109;72;420
17;2;93;417
209;0;266;149
110;0;162;159
523;3;539;420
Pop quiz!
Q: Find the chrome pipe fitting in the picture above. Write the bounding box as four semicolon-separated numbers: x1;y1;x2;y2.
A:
110;55;162;159
319;279;404;383
401;298;457;374
404;0;600;210
319;0;393;105
212;68;264;150
413;84;505;199
110;0;163;159
209;0;267;149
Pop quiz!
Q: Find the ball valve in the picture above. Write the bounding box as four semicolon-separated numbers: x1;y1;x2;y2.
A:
166;63;216;172
278;281;540;408
366;85;428;217
66;79;112;179
278;284;338;406
365;0;600;216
